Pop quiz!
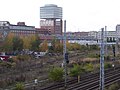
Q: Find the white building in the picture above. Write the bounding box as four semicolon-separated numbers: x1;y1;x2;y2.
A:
69;40;98;45
97;30;116;43
88;31;98;39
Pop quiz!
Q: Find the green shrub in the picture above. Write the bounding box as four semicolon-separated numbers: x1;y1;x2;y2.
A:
89;45;99;50
104;62;112;69
0;62;13;68
8;57;14;63
79;45;88;51
88;53;100;58
108;83;119;90
70;64;85;77
13;82;24;90
96;62;112;70
105;55;110;60
84;63;94;72
48;67;64;81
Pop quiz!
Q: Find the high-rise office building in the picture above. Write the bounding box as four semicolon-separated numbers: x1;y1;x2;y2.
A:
40;4;63;35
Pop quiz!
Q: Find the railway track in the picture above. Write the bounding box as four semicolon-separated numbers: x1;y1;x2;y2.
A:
67;67;120;90
38;66;120;90
70;69;120;90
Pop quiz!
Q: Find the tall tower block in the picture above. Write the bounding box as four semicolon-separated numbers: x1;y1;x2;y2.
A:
40;4;63;35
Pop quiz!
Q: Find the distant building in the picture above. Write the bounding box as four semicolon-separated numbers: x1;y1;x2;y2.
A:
66;32;89;37
10;22;36;36
66;32;89;40
116;24;120;41
0;21;57;42
88;31;98;39
36;28;51;35
74;32;89;37
40;4;62;19
0;21;36;40
40;4;63;35
97;30;116;43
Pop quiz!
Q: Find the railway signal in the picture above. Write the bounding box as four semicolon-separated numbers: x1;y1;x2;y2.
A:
112;45;115;58
65;53;69;64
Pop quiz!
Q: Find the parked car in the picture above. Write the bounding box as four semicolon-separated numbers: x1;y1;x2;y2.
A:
0;52;11;62
34;52;46;58
0;56;10;61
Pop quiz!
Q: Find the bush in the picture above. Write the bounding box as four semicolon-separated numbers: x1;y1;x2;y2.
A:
0;62;13;68
13;82;24;90
16;55;31;61
89;45;99;50
84;63;94;72
8;57;14;63
88;53;100;58
79;45;88;51
104;62;112;69
96;63;112;70
48;67;64;81
105;55;110;60
108;83;119;90
70;64;85;77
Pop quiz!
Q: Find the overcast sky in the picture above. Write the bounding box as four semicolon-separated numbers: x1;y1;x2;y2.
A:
0;0;120;32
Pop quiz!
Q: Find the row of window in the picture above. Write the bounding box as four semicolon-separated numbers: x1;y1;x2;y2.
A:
11;30;35;33
0;26;9;29
10;26;35;30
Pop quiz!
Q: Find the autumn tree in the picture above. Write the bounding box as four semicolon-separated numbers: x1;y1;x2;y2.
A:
30;35;40;51
12;36;23;51
21;36;31;50
66;41;81;51
48;38;56;52
54;40;63;53
21;35;40;51
66;40;71;51
72;43;81;50
40;40;48;52
3;33;15;52
49;38;63;53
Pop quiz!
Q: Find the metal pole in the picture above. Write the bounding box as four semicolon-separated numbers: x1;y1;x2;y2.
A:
100;28;105;90
105;26;107;56
63;20;67;88
116;29;118;56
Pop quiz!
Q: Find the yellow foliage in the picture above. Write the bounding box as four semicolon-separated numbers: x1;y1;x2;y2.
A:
21;35;38;50
6;33;14;45
40;40;48;52
66;41;71;49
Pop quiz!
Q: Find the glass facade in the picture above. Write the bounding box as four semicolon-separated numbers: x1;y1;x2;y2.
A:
40;4;62;19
